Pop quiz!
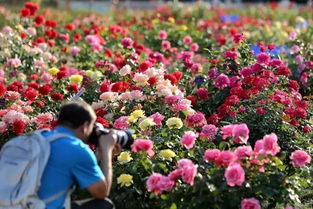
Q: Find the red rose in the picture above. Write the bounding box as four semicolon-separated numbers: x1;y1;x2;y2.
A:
34;15;45;26
111;82;129;92
56;70;67;79
65;24;74;31
96;116;110;128
20;8;31;17
172;72;183;81
207;114;220;125
28;82;39;89
20;32;27;39
25;2;39;16
268;43;275;50
99;81;110;93
0;82;6;98
148;77;157;87
35;37;45;44
24;87;38;101
51;92;64;101
67;84;79;93
13;120;26;136
39;84;52;95
139;61;151;72
95;108;106;117
74;33;81;42
45;20;58;28
186;95;197;106
164;74;178;85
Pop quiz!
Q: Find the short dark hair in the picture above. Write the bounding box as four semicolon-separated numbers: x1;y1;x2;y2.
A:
57;101;96;128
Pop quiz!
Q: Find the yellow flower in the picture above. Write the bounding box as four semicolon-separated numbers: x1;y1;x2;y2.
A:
152;19;159;25
127;116;137;123
159;149;176;161
130;110;145;119
117;174;133;187
309;117;313;125
86;70;93;77
138;118;156;130
180;25;188;31
166;117;183;129
48;67;59;76
86;70;103;80
16;24;24;32
69;74;83;84
118;152;133;164
168;17;175;23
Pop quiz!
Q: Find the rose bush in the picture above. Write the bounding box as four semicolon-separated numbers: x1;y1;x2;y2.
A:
0;2;312;209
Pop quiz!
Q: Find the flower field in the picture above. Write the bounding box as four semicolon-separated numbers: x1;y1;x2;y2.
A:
0;2;312;209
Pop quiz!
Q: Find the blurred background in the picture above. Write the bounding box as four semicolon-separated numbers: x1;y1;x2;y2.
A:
0;0;311;12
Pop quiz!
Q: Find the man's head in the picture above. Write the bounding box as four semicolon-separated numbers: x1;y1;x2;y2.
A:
57;101;96;142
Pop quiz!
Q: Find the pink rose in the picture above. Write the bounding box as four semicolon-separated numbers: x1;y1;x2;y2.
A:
148;112;165;126
158;176;175;191
0;121;8;134
113;116;129;130
162;41;171;50
158;30;167;40
131;139;154;157
146;173;163;195
204;149;221;162
190;43;199;52
168;169;182;181
183;36;192;44
224;163;245;187
290;150;311;167
146;173;175;195
262;133;280;156
216;151;237;167
241;198;261;209
177;159;194;168
221;123;249;144
181;164;198;185
180;131;198;149
235;146;253;159
200;124;218;140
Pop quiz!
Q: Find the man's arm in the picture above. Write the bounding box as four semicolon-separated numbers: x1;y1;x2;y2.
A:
87;132;116;198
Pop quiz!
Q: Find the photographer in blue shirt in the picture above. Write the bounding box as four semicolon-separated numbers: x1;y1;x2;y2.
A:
38;101;118;209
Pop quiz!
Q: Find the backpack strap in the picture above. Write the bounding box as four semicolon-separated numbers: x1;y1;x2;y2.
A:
42;187;74;204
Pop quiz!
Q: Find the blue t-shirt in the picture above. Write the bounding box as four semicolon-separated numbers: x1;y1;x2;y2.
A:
38;126;104;209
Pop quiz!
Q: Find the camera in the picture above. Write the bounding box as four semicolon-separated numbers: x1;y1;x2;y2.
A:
89;123;134;149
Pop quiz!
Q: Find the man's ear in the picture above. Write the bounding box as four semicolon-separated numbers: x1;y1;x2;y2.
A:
81;121;90;133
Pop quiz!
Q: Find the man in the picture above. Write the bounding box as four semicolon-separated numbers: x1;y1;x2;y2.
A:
38;101;117;209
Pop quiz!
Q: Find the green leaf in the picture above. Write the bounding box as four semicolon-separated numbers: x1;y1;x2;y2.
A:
169;203;177;209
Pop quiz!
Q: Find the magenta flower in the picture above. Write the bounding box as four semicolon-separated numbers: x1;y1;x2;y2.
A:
241;198;261;209
215;74;230;89
256;52;270;65
121;37;134;49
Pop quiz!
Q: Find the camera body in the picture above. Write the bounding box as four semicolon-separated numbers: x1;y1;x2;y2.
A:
89;123;134;149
